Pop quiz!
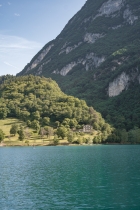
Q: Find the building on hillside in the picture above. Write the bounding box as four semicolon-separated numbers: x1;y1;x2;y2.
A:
83;125;93;133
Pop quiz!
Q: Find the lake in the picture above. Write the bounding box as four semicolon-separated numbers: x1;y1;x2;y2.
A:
0;145;140;209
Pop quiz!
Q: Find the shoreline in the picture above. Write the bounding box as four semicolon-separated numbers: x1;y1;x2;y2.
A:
0;142;138;147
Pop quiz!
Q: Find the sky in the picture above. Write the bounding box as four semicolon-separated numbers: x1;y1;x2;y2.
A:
0;0;86;76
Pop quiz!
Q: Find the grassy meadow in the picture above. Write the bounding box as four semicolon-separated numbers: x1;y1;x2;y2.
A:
0;118;50;146
0;118;96;146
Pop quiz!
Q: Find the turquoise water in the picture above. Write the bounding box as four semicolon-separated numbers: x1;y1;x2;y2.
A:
0;145;140;209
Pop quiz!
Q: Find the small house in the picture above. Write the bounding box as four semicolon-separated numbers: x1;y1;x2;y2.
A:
83;125;93;133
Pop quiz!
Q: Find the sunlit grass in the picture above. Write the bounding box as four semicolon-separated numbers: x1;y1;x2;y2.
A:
0;118;96;146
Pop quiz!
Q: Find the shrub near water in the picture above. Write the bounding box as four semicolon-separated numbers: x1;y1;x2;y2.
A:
0;129;5;142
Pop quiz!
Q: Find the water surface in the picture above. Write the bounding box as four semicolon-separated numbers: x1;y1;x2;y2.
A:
0;145;140;209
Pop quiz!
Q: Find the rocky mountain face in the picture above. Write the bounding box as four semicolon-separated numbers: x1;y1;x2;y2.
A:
17;0;140;130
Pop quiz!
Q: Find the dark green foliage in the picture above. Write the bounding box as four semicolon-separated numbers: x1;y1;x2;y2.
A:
56;126;68;139
104;127;140;144
53;135;59;145
0;106;9;119
93;136;101;144
67;131;74;143
18;126;25;141
31;120;40;132
128;127;140;144
10;124;18;136
43;117;50;125
0;129;5;142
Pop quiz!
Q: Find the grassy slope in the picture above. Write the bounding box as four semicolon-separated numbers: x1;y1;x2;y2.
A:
0;118;97;146
0;118;51;146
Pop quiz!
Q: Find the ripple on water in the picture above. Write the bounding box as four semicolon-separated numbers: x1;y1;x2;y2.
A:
0;145;140;209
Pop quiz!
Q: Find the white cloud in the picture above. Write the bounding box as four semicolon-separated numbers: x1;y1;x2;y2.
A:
14;13;20;16
0;34;42;75
4;62;19;70
8;2;11;5
0;5;2;7
0;34;42;52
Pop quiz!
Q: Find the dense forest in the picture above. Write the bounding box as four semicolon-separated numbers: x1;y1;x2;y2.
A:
0;75;139;144
0;75;112;144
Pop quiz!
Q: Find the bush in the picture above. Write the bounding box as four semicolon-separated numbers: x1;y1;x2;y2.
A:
18;127;25;141
10;124;18;136
53;135;59;145
0;129;5;142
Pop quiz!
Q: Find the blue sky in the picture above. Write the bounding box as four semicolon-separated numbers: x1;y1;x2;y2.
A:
0;0;86;76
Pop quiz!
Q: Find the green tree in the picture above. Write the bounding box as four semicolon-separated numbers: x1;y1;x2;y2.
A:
62;118;70;128
69;118;78;128
77;136;82;144
43;117;50;125
10;124;18;136
120;129;128;143
93;135;101;144
56;126;67;139
18;127;25;141
55;121;60;128
135;128;140;143
0;129;5;142
27;120;31;127
53;135;59;145
128;127;140;144
32;111;40;120
20;110;30;121
101;131;109;142
31;120;40;132
0;108;8;119
93;122;100;130
86;137;92;144
67;131;74;143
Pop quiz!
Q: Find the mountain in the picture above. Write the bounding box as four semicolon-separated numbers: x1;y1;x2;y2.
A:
17;0;140;130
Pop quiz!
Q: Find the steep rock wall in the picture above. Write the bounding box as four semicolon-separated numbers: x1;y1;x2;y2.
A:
25;44;54;73
98;0;124;16
59;62;77;76
108;70;140;97
84;33;104;44
108;72;129;97
53;53;105;76
123;7;138;25
59;42;82;55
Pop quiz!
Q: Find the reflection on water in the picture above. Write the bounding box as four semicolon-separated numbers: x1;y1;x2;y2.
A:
0;145;140;209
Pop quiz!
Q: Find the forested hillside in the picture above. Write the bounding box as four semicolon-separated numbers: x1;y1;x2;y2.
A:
0;75;114;143
17;0;140;131
0;75;139;143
